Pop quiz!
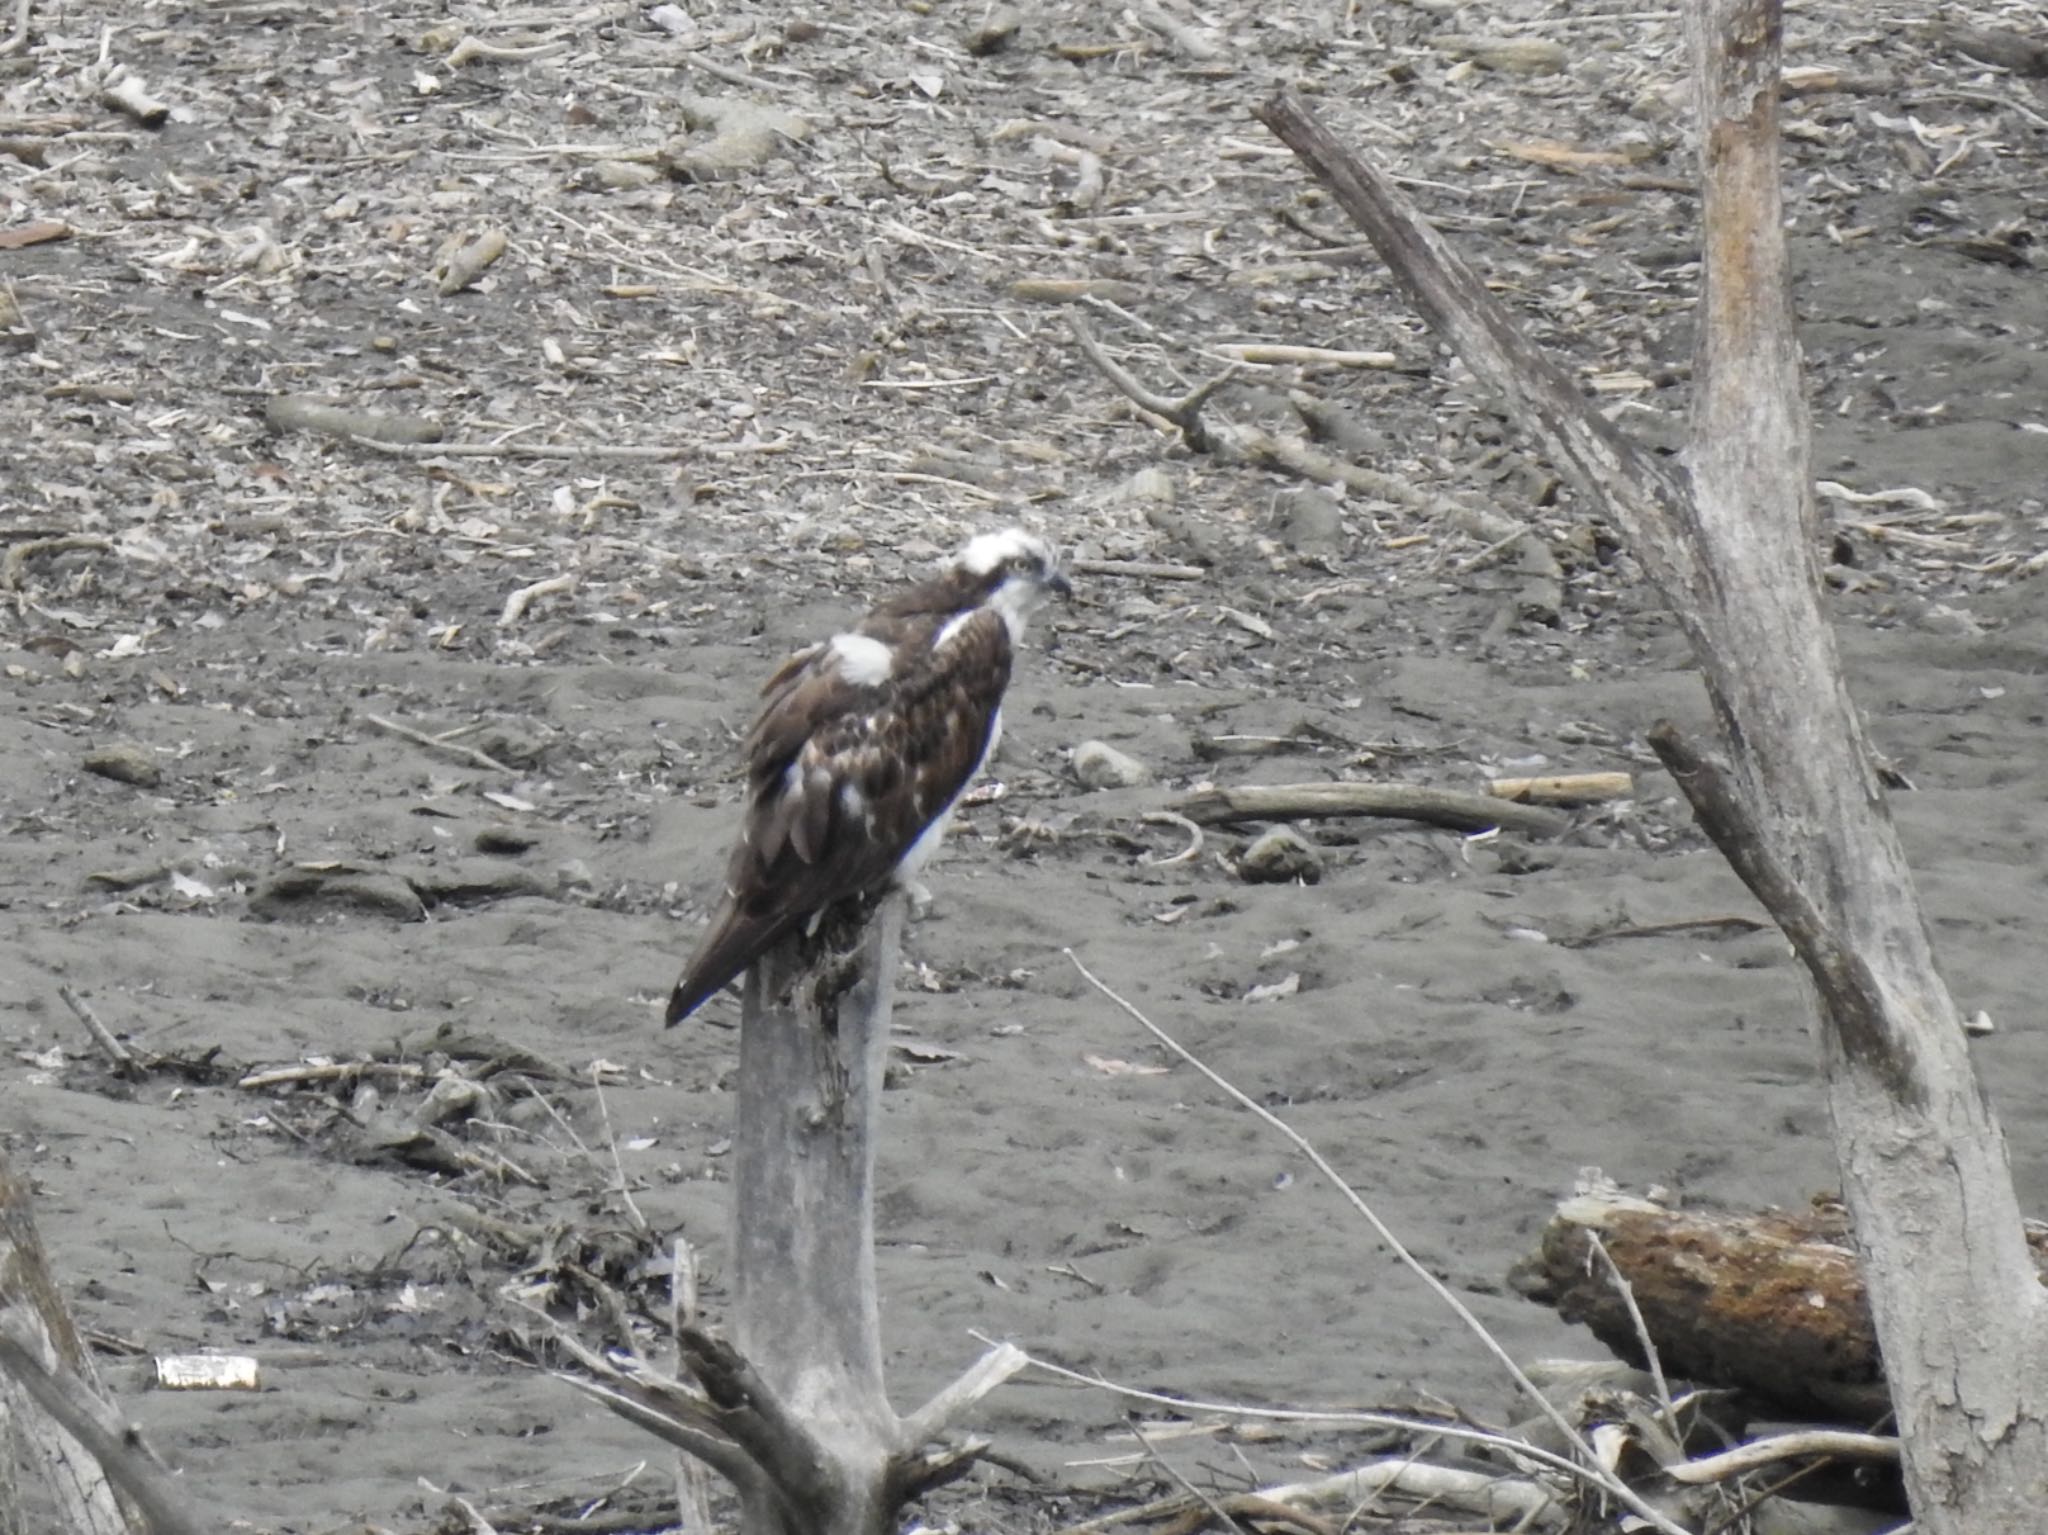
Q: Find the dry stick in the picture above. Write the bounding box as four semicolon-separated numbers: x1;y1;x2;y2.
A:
348;434;772;462
238;1060;424;1090
1582;1231;1678;1436
1175;780;1569;839
1137;810;1203;866
1068;315;1237;449
1211;343;1401;370
56;985;139;1078
499;572;575;627
1061;952;1693;1535
1070;557;1207;581
363;713;517;774
589;1069;649;1235
1487;771;1632;806
1121;1418;1241;1534
2;535;112;590
1665;1428;1900;1486
1007;1345;1612;1532
0;0;28;55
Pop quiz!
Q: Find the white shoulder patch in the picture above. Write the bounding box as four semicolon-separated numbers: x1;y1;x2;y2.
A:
829;632;894;687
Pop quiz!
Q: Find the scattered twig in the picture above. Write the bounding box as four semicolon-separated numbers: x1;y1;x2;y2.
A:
346;436;742;462
57;984;141;1079
2;534;112;590
1125;1416;1259;1535
1584;1230;1678;1435
438;228;508;296
589;1068;649;1235
1070;314;1237;450
1487;771;1633;806
1070;557;1206;581
96;64;169;126
1665;1428;1900;1485
499;572;576;627
363;713;518;774
1210;343;1400;370
445;35;568;69
237;1060;426;1091
1556;914;1768;948
1011;1341;1647;1535
1175;781;1569;839
266;393;445;445
1137;811;1203;866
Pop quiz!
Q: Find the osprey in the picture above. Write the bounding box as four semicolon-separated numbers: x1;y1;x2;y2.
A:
665;527;1070;1025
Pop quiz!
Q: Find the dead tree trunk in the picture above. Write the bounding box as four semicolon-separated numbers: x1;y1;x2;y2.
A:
728;894;908;1535
570;894;1022;1534
0;1146;204;1535
1255;1;2048;1526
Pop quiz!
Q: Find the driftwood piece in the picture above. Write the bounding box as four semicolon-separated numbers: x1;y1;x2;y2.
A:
1488;771;1632;806
264;394;444;445
1175;781;1570;838
1929;22;2048;76
1256;1;2048;1521
1513;1188;1951;1419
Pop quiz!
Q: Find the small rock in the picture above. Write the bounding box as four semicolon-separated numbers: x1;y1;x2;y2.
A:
1281;489;1344;552
965;4;1021;54
82;742;161;787
475;824;541;855
1071;740;1150;790
472;722;549;769
249;869;426;923
1238;827;1323;885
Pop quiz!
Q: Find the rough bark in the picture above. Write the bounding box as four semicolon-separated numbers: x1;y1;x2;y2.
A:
1516;1189;2048;1423
1255;0;2048;1524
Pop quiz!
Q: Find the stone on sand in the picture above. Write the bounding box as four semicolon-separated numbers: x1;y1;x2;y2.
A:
83;742;160;787
1071;740;1150;790
1238;826;1323;885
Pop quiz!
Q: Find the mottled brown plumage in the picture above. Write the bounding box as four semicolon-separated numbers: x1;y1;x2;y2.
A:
665;529;1067;1025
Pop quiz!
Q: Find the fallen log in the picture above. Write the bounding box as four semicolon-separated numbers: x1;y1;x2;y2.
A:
1510;1183;2048;1422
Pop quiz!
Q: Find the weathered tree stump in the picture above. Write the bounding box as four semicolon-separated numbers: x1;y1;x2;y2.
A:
568;894;1022;1534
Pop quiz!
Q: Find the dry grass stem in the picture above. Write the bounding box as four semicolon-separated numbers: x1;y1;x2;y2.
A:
1060;954;1693;1535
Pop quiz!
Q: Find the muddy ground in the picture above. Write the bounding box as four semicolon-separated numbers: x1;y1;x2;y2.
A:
4;1;2047;1531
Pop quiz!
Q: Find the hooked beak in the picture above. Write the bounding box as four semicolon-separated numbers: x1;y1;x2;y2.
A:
1046;570;1074;601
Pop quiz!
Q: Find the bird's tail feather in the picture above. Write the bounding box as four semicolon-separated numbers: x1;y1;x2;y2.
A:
665;906;789;1026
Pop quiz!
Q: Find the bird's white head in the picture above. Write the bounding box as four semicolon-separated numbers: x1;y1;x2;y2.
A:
953;527;1071;641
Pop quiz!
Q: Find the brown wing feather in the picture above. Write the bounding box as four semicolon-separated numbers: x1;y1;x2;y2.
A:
665;609;1013;1024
